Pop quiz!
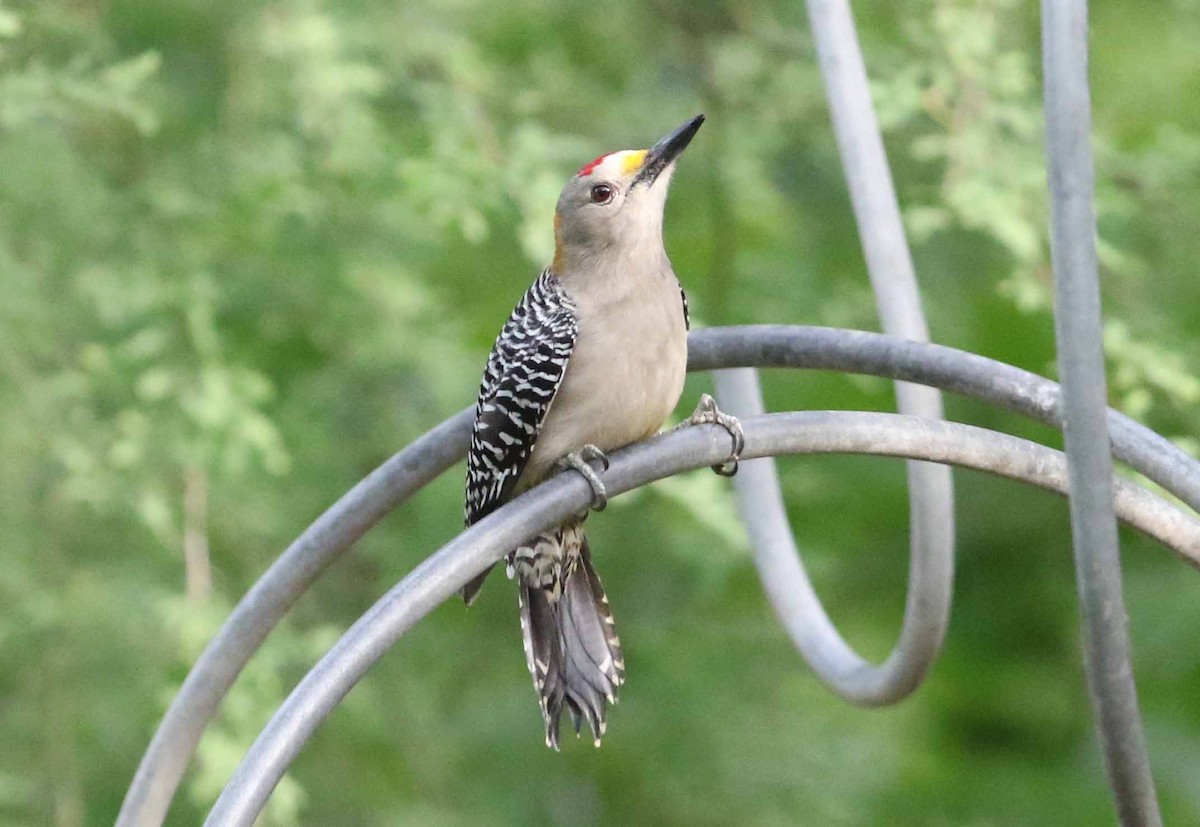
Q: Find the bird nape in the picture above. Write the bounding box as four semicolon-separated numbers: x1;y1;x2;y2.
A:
461;114;742;749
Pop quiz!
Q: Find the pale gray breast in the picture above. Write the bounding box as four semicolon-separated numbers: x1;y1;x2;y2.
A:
520;275;687;487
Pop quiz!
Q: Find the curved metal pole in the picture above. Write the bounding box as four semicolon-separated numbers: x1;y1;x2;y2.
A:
116;411;473;827
691;326;1200;514
205;411;1200;826
802;0;956;704
718;368;916;703
120;325;1200;827
1042;2;1160;822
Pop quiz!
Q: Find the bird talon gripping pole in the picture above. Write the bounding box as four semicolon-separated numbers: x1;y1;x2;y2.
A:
556;445;610;512
678;392;745;476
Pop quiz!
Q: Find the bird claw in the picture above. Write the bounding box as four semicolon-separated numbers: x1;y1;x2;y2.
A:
677;393;743;476
557;444;609;511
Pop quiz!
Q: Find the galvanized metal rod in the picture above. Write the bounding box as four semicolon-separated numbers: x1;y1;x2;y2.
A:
116;411;473;827
802;0;956;702
717;374;1197;708
1042;2;1161;822
121;326;1200;827
691;326;1200;514
205;411;1200;826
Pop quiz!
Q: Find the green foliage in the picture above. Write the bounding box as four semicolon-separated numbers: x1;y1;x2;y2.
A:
1;0;1198;824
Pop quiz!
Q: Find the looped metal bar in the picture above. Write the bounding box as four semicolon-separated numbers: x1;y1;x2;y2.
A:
716;368;940;704
114;3;1179;823
202;412;1200;826
118;327;1200;826
118;2;1179;822
797;0;956;705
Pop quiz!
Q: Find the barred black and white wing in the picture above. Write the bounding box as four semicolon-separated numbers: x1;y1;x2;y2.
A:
462;270;578;603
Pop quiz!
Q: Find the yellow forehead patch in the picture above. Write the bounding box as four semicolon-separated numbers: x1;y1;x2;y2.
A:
578;149;650;178
619;149;649;174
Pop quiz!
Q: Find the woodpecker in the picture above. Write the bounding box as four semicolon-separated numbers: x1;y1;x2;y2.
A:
463;114;742;749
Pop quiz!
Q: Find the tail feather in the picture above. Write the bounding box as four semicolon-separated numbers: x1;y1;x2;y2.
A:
579;542;624;688
519;584;566;746
462;564;496;606
519;535;622;749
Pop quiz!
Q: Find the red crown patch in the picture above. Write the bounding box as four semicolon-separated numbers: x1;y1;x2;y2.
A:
577;154;610;177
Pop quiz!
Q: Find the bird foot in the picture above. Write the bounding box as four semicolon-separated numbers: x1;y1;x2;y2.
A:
557;444;610;512
677;394;743;476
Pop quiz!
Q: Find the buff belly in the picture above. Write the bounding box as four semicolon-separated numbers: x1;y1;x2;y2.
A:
519;288;687;490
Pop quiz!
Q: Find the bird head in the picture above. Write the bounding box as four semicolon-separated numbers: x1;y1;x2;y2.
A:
552;114;704;273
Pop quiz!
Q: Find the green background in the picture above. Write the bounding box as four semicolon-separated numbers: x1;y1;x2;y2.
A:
2;0;1198;824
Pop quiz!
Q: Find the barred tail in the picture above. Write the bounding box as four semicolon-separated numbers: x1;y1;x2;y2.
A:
519;536;624;749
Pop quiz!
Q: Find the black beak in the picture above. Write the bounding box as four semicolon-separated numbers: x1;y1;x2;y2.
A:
633;114;705;187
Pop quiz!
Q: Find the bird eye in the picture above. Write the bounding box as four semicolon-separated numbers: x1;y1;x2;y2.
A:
590;183;616;205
